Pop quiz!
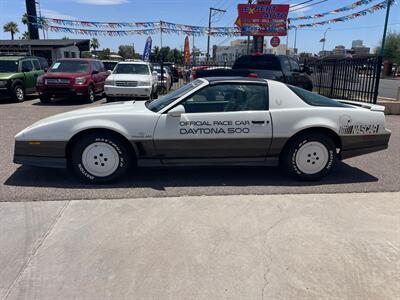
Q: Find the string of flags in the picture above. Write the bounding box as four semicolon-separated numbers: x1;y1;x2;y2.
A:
30;0;391;37
288;0;376;22
288;1;390;29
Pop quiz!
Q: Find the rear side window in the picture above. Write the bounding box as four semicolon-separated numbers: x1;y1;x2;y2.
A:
280;57;291;73
32;59;41;70
233;55;281;71
288;85;348;107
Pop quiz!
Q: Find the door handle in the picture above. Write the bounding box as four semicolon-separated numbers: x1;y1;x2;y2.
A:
251;120;265;125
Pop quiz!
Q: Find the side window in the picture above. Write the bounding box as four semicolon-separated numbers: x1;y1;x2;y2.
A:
280;57;291;73
21;60;34;72
97;61;105;72
180;84;268;113
289;58;301;72
32;59;41;70
92;61;99;72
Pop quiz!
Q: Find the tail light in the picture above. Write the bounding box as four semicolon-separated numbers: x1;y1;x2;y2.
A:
248;73;258;78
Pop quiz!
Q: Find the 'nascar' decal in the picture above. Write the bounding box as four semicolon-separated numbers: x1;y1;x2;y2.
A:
179;120;251;135
339;124;380;135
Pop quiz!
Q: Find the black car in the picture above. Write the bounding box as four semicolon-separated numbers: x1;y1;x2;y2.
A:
197;54;313;91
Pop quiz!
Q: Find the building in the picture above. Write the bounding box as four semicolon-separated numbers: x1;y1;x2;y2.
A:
214;39;269;65
352;40;363;48
0;39;90;64
318;50;333;57
264;44;295;56
332;45;346;56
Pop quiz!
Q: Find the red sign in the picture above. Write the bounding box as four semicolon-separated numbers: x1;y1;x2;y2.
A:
270;36;280;47
257;0;272;4
236;4;289;37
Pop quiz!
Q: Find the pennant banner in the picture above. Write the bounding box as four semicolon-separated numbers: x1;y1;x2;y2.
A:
288;1;390;29
288;0;375;22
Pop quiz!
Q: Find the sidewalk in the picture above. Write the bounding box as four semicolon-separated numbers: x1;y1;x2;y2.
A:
1;193;399;300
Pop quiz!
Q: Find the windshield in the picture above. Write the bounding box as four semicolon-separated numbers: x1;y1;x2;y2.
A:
49;61;89;73
103;61;118;71
146;79;204;112
0;60;18;72
114;64;150;75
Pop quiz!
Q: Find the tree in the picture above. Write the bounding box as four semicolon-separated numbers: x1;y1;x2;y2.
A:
118;45;139;59
21;31;30;40
376;31;400;64
97;48;111;60
3;21;19;40
21;13;29;25
91;38;100;52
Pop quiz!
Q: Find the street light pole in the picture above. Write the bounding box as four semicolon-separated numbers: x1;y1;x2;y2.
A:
207;7;226;63
380;0;393;57
321;27;331;52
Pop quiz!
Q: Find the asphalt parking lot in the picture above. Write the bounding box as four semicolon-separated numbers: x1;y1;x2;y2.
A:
0;96;399;202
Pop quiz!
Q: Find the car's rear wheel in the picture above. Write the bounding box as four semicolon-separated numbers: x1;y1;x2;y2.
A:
282;133;336;180
12;84;25;103
70;133;132;183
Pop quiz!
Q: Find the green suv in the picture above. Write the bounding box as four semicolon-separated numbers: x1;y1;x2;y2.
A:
0;56;48;102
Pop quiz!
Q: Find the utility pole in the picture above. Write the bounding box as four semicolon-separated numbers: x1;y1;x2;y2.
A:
207;7;226;63
246;0;253;55
321;27;331;52
293;27;298;54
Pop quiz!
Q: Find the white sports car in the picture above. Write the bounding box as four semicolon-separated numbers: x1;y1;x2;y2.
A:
14;78;391;183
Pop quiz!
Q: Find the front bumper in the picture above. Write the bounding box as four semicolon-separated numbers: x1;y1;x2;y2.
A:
37;84;89;98
14;140;67;168
340;131;391;159
0;87;12;99
104;85;151;98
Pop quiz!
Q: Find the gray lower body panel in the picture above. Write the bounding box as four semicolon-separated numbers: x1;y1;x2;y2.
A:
340;132;391;159
14;155;67;168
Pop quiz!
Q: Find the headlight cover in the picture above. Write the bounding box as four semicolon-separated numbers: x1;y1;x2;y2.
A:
0;80;8;87
137;81;150;87
105;79;114;86
75;77;86;85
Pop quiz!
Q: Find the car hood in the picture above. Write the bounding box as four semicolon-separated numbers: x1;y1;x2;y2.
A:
25;100;152;129
107;74;151;81
43;72;90;79
0;73;18;80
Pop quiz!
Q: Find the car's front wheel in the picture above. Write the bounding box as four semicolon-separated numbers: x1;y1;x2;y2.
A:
85;86;95;103
282;133;337;180
70;133;133;183
12;84;25;103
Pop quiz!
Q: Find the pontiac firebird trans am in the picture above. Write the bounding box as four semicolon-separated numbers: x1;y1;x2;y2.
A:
14;78;391;183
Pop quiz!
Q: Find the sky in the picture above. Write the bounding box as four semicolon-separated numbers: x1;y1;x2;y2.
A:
0;0;399;55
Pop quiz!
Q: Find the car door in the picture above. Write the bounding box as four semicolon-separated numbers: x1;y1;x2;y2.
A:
279;56;294;85
20;59;36;93
91;61;102;92
153;82;272;161
97;61;108;91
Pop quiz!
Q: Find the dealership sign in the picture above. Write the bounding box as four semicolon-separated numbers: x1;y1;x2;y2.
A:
236;3;289;36
270;36;280;47
142;36;152;62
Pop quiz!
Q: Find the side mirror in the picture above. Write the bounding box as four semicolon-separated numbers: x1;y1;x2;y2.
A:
152;71;158;76
92;70;99;75
167;105;185;117
106;70;112;76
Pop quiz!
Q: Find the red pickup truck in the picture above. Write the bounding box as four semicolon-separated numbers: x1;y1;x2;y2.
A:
37;59;108;103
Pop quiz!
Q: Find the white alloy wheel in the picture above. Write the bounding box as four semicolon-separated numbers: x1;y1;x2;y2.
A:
88;88;95;102
16;87;24;101
295;141;329;175
81;142;119;177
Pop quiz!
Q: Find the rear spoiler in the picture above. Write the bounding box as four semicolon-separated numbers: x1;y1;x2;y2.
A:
337;100;385;112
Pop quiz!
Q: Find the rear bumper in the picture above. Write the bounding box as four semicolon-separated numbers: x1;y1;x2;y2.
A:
340;131;391;159
104;85;151;98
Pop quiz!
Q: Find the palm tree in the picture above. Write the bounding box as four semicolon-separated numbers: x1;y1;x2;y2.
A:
91;38;100;52
21;31;30;39
3;22;19;40
21;13;29;25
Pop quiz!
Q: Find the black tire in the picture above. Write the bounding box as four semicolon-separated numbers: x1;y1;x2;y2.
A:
12;84;25;103
85;86;95;103
106;96;114;103
281;133;337;181
70;133;133;183
39;95;51;104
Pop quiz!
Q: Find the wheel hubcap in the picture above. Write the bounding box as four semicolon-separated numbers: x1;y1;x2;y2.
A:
89;89;94;101
16;88;24;101
82;142;119;177
295;142;329;175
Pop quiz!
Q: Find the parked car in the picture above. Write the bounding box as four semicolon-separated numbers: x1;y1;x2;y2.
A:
104;61;158;102
14;77;390;183
163;62;179;82
0;55;47;102
197;54;314;91
102;60;119;72
37;59;108;103
153;65;172;91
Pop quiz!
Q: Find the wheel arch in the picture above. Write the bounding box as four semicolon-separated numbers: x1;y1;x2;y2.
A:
279;126;342;160
66;128;138;162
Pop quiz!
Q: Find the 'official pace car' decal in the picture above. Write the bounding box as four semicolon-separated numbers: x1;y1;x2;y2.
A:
179;120;251;135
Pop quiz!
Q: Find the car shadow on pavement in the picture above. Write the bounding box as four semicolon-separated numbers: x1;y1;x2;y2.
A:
0;95;38;104
4;162;378;189
31;97;105;106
